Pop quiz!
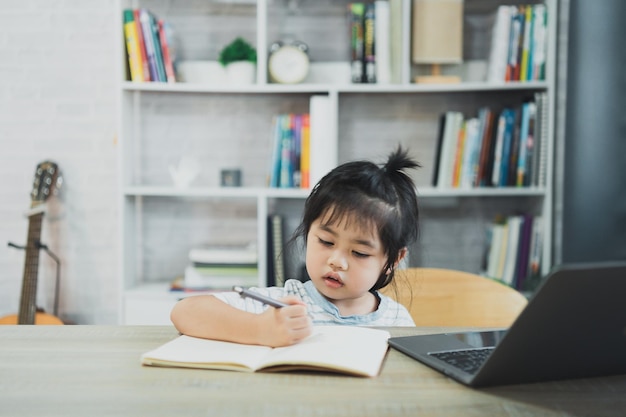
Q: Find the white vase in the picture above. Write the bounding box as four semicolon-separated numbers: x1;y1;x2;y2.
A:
225;61;256;85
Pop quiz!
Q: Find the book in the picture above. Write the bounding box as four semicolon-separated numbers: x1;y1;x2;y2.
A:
388;0;404;84
348;3;365;83
189;243;258;265
279;114;294;188
459;117;480;189
476;107;496;187
309;95;336;187
437;111;463;188
133;9;150;81
374;0;391;84
122;10;143;82
519;5;533;82
487;5;514;83
148;11;167;82
139;9;160;82
431;113;446;186
527;215;543;275
141;325;391;377
502;215;523;286
535;92;549;186
451;119;467;188
363;3;376;83
267;213;286;287
486;220;505;279
506;106;522;186
517;101;536;186
184;265;258;290
497;108;516;186
514;214;534;289
157;19;176;83
531;4;547;81
300;114;311;189
505;8;522;82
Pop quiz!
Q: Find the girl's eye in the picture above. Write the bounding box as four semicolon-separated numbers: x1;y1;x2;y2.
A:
318;237;333;247
353;251;370;258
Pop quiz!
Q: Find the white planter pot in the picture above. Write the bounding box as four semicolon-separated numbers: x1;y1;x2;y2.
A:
225;61;256;85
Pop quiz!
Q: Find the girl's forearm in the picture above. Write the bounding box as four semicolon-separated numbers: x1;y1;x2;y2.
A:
170;295;263;344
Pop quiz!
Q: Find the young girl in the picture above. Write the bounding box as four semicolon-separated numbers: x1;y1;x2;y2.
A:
170;146;420;347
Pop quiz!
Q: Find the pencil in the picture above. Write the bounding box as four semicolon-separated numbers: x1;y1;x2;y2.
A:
232;286;289;308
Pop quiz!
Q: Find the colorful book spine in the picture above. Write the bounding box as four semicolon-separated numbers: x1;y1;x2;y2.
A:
300;114;311;189
148;11;167;82
505;9;522;82
268;113;310;188
532;4;547;81
292;114;302;187
133;9;150;81
519;5;533;82
158;19;176;83
363;3;376;83
349;3;365;83
498;108;516;186
268;115;283;188
279;115;294;188
139;9;160;82
122;10;143;82
451;120;467;188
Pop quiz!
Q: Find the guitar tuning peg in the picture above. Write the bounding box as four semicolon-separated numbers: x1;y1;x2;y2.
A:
55;175;63;191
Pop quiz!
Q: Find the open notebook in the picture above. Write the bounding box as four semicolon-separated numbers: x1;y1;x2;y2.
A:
141;325;390;377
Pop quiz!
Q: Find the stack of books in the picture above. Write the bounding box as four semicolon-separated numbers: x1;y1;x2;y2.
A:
348;1;401;84
183;243;259;290
484;214;543;291
431;92;548;189
122;8;176;83
486;4;548;83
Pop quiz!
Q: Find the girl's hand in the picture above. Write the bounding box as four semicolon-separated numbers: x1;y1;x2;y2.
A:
256;296;312;347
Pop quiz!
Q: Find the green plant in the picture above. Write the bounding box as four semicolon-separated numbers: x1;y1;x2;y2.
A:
218;37;257;66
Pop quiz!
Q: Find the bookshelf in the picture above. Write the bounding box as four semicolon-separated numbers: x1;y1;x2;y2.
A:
117;0;558;324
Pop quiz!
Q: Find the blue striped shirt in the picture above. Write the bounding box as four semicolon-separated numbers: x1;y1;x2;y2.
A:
213;279;415;326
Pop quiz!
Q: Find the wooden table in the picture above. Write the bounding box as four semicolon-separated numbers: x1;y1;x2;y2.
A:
1;325;625;417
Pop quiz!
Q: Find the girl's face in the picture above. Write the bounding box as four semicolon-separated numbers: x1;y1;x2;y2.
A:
305;212;388;316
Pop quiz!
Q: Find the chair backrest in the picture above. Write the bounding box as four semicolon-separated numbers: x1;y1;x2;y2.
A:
380;267;528;327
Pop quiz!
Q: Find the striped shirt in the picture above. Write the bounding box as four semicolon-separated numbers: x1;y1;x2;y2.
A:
213;279;415;326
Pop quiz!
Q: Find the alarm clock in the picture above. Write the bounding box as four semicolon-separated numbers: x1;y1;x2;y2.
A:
268;40;310;84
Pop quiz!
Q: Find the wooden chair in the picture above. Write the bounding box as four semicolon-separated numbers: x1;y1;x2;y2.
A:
381;267;528;327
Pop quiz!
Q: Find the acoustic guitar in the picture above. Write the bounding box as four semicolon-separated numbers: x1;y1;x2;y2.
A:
0;161;64;325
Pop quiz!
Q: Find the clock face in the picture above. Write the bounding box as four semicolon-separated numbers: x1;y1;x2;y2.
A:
268;45;309;84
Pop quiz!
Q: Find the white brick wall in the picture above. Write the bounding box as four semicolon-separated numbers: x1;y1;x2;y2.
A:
0;1;119;324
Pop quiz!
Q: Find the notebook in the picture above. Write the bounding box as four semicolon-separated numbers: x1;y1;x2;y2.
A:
388;262;626;387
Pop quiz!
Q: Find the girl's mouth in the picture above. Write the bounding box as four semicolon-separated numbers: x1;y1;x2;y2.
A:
323;273;343;289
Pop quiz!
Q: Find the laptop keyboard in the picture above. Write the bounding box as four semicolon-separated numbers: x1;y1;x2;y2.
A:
428;347;494;375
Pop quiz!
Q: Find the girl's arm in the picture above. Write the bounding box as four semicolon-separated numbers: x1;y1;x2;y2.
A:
170;295;312;347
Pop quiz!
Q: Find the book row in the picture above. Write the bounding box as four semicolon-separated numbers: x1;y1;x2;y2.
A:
123;9;176;83
432;92;548;189
348;1;400;84
484;214;543;292
268;96;336;189
487;4;548;83
268;113;310;189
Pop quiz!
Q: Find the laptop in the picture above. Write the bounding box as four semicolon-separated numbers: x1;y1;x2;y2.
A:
388;262;626;387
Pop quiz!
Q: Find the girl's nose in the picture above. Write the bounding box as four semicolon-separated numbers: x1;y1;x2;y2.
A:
328;251;348;271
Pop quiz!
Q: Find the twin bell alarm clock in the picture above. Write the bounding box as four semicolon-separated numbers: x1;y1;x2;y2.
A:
268;40;310;84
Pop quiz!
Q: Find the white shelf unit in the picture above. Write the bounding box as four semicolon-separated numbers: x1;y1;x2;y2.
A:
117;0;557;324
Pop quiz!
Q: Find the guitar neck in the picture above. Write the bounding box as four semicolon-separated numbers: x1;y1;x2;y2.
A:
18;211;44;325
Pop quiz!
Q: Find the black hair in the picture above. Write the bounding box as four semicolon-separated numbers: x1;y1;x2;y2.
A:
293;146;420;291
